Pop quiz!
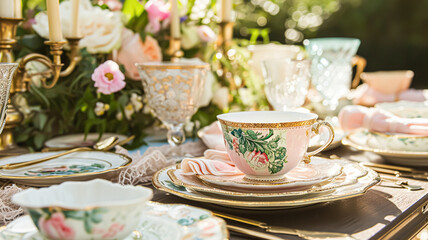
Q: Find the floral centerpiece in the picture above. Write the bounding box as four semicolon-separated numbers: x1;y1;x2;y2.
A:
13;0;268;150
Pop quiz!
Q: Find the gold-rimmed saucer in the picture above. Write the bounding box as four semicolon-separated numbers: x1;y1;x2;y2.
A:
152;159;380;210
195;157;342;191
167;158;368;200
342;130;428;166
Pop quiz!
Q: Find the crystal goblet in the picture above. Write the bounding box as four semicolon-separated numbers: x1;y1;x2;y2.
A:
304;37;361;112
0;63;18;134
136;62;209;146
262;59;311;111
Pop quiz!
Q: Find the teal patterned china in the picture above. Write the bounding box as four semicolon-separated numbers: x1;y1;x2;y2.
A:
304;37;362;111
217;111;334;181
0;151;131;186
0;202;228;240
12;179;153;240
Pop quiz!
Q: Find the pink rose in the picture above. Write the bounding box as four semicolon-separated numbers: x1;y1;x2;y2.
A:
232;137;239;152
244;150;269;169
98;0;123;11
91;60;126;94
197;26;217;42
114;29;162;80
145;0;170;34
38;212;75;240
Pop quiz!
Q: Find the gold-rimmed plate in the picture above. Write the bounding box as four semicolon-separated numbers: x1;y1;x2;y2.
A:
342;130;428;166
152;159;380;210
167;157;368;200
0;151;131;186
196;157;342;191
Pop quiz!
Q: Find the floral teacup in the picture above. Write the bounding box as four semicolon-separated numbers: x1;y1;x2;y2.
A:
217;111;334;181
12;179;153;240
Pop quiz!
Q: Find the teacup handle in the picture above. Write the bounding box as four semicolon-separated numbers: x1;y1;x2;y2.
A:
303;121;335;164
351;55;367;89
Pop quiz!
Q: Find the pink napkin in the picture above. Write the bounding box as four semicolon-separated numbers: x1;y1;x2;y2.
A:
339;105;428;136
181;149;243;176
199;121;227;151
353;84;426;106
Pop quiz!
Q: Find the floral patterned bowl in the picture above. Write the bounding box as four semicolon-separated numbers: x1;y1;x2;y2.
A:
217;111;335;181
367;131;428;152
12;179;153;240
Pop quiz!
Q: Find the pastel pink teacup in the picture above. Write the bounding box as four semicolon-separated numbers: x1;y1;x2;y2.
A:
217;111;334;181
360;70;414;95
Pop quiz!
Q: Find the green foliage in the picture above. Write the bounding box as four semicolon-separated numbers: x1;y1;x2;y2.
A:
14;45;154;151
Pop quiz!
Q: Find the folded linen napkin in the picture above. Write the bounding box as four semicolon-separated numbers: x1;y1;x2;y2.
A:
352;84;427;106
339;105;428;135
181;149;243;176
199;121;227;151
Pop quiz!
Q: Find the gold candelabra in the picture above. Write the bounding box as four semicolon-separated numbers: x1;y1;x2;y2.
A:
167;37;184;62
0;17;81;155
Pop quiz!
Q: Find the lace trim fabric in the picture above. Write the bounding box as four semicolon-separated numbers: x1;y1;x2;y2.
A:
0;141;207;225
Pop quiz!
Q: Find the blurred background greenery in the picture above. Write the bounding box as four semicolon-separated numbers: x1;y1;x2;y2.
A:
234;0;428;88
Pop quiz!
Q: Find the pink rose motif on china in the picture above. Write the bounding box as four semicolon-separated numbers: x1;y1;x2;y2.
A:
38;213;75;240
244;150;269;170
102;223;125;238
232;137;239;153
91;60;126;95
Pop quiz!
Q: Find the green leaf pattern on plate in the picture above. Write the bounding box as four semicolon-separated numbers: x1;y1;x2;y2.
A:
24;163;106;176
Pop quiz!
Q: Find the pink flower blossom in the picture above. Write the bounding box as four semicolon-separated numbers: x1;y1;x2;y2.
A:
38;212;75;240
102;223;125;238
98;0;123;11
244;150;269;169
114;29;162;80
197;26;217;42
145;0;170;34
91;60;126;94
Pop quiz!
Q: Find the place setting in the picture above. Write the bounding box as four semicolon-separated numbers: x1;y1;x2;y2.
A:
0;0;427;239
153;111;380;210
340;102;428;166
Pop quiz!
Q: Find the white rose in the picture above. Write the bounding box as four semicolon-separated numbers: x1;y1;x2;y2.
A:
32;0;123;54
212;87;229;110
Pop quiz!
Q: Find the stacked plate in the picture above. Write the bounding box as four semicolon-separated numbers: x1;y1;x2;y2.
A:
153;157;380;210
343;101;428;166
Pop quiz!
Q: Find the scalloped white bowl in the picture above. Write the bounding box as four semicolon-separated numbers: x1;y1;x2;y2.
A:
12;179;153;240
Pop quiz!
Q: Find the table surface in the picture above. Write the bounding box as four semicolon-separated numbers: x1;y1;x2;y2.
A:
141;141;428;240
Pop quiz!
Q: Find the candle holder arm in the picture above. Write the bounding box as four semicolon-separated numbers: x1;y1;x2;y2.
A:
59;37;81;77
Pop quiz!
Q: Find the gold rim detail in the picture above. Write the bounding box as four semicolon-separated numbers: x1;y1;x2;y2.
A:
135;63;210;70
342;134;428;157
0;152;132;180
152;165;380;208
217;119;316;129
